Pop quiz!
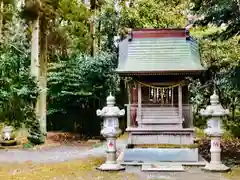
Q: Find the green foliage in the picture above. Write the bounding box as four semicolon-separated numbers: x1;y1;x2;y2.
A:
120;0;188;30
23;142;34;149
97;1;119;52
0;14;38;128
27;117;45;145
55;0;91;53
0;11;44;144
48;52;119;116
189;27;240;135
191;0;240;39
98;0;189;52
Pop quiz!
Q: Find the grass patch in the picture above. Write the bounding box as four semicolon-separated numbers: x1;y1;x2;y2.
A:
224;167;240;180
118;132;128;140
0;156;139;180
134;144;199;149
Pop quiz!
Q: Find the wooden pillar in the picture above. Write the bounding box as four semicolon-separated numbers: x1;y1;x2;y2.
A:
171;87;174;106
153;88;157;103
127;84;131;128
178;85;183;120
189;105;193;128
137;83;142;126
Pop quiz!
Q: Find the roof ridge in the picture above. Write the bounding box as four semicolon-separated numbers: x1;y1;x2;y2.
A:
129;29;188;39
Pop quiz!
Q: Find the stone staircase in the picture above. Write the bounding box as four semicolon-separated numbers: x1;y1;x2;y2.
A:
140;107;183;129
126;106;195;145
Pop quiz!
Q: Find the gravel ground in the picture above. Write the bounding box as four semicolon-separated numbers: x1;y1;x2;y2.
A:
0;140;126;163
0;140;229;180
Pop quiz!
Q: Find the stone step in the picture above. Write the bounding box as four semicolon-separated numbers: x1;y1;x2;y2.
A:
142;106;177;108
141;109;179;112
141;119;182;124
142;111;178;114
141;115;180;119
140;124;182;129
141;111;179;115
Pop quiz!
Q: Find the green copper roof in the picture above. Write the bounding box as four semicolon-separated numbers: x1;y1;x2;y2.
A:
116;37;205;74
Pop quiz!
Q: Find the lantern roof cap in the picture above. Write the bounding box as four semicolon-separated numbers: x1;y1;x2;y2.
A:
106;92;115;105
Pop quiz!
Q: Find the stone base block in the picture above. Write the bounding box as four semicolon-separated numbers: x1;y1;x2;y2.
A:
126;127;195;145
202;163;231;172
97;163;125;171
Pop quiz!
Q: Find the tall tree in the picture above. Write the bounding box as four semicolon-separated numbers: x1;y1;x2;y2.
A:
98;0;189;52
89;0;105;56
21;0;51;135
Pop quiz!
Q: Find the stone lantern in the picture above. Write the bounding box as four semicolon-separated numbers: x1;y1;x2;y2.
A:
200;91;230;172
96;93;125;171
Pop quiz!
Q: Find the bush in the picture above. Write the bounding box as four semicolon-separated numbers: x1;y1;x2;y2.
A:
0;15;38;131
27;116;45;145
47;53;119;135
0;51;38;127
224;115;240;138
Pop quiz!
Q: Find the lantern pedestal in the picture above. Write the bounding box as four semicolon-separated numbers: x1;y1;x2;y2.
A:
202;163;230;172
97;136;125;171
202;136;230;172
97;163;125;171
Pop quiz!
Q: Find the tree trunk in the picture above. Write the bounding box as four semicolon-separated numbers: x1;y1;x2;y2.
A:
31;17;40;77
97;8;101;51
232;104;235;121
90;15;96;56
0;0;3;40
90;0;96;57
30;16;42;134
39;16;48;135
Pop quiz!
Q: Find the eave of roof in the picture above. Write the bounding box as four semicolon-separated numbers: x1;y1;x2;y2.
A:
116;69;206;76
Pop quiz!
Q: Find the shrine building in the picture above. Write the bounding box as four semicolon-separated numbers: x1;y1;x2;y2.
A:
116;28;205;146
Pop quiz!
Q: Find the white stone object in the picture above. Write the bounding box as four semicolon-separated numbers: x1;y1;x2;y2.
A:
200;91;230;172
96;93;125;171
142;163;185;172
2;126;13;141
